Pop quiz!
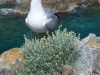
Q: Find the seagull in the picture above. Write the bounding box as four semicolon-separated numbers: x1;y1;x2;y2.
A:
25;0;58;33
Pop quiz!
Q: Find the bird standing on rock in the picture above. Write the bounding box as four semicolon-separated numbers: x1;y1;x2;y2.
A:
25;0;58;33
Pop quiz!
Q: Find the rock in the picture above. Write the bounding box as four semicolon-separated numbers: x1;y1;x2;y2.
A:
54;72;61;75
13;0;30;14
0;0;15;3
54;65;78;75
0;34;100;75
0;0;98;14
13;0;96;14
0;48;23;75
98;0;100;4
0;8;13;15
62;65;76;75
79;33;100;48
75;33;100;75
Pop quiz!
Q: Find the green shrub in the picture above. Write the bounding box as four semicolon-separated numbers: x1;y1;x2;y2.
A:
19;27;80;75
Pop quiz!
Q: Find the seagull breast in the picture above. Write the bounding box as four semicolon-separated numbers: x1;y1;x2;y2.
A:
26;13;47;33
25;0;58;33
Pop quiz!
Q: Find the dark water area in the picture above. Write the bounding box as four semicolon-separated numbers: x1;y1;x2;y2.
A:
0;3;100;53
0;15;30;53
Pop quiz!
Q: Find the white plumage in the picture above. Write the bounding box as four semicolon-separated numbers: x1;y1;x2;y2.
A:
25;0;58;33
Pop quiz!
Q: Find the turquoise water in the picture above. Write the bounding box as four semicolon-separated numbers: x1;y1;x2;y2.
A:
59;4;100;38
0;15;30;53
0;3;100;53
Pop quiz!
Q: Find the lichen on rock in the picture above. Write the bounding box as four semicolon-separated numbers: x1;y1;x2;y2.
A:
0;48;23;75
75;33;100;75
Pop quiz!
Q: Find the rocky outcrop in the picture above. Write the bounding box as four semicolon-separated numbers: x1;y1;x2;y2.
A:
14;0;96;14
75;33;100;75
0;34;100;75
0;48;23;75
0;0;15;3
0;0;97;14
1;0;100;15
0;33;100;75
0;48;77;75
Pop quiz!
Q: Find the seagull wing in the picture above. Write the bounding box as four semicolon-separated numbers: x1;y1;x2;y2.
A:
43;9;58;32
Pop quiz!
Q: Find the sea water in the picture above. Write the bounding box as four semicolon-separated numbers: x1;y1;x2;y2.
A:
0;3;100;53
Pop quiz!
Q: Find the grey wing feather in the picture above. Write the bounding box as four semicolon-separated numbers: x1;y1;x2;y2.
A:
45;9;55;18
44;9;58;31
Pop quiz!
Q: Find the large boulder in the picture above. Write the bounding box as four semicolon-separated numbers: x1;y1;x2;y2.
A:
75;33;100;75
0;48;23;75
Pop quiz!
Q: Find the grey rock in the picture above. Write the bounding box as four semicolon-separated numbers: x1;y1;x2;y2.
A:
0;66;11;75
75;45;94;75
98;0;100;4
0;0;15;3
0;8;13;15
75;33;100;75
0;48;23;75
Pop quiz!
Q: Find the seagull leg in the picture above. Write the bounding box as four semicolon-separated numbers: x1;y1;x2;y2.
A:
36;32;50;39
36;33;41;39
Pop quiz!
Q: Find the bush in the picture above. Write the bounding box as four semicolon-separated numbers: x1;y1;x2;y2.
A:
19;27;80;75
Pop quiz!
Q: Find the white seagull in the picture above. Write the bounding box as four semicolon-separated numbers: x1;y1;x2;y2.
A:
25;0;58;33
